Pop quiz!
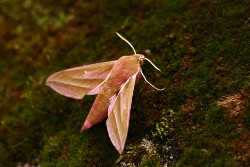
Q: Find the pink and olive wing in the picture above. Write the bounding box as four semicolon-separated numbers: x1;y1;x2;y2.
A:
46;61;115;99
81;55;141;131
106;73;137;154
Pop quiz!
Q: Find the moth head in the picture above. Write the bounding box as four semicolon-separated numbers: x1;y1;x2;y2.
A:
139;54;145;66
116;32;164;90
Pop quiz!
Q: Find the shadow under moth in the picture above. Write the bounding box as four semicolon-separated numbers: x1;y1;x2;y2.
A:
46;33;164;154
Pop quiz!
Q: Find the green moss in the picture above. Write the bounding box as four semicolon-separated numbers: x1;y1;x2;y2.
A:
1;0;250;166
152;109;175;140
204;106;235;138
141;153;162;167
177;147;237;167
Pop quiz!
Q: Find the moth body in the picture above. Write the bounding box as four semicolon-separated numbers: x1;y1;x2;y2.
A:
81;54;143;130
45;33;162;154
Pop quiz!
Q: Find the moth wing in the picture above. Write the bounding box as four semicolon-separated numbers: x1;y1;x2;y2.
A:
106;73;137;154
46;61;115;99
81;56;141;131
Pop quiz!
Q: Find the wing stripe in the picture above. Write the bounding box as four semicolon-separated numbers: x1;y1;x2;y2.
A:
46;61;115;99
106;73;137;153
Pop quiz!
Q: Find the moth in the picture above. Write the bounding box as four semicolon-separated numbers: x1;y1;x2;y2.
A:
46;33;164;154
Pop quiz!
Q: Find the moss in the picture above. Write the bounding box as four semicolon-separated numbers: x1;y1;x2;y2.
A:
1;0;250;166
140;153;162;167
177;147;237;167
152;109;175;140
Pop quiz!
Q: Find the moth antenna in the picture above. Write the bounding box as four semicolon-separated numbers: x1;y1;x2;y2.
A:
140;70;165;91
143;58;161;71
116;32;136;55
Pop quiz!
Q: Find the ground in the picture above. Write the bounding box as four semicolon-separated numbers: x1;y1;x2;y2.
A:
0;0;250;166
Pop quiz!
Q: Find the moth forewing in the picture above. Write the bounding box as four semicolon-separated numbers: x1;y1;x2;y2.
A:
81;55;142;131
106;73;137;154
46;61;115;99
